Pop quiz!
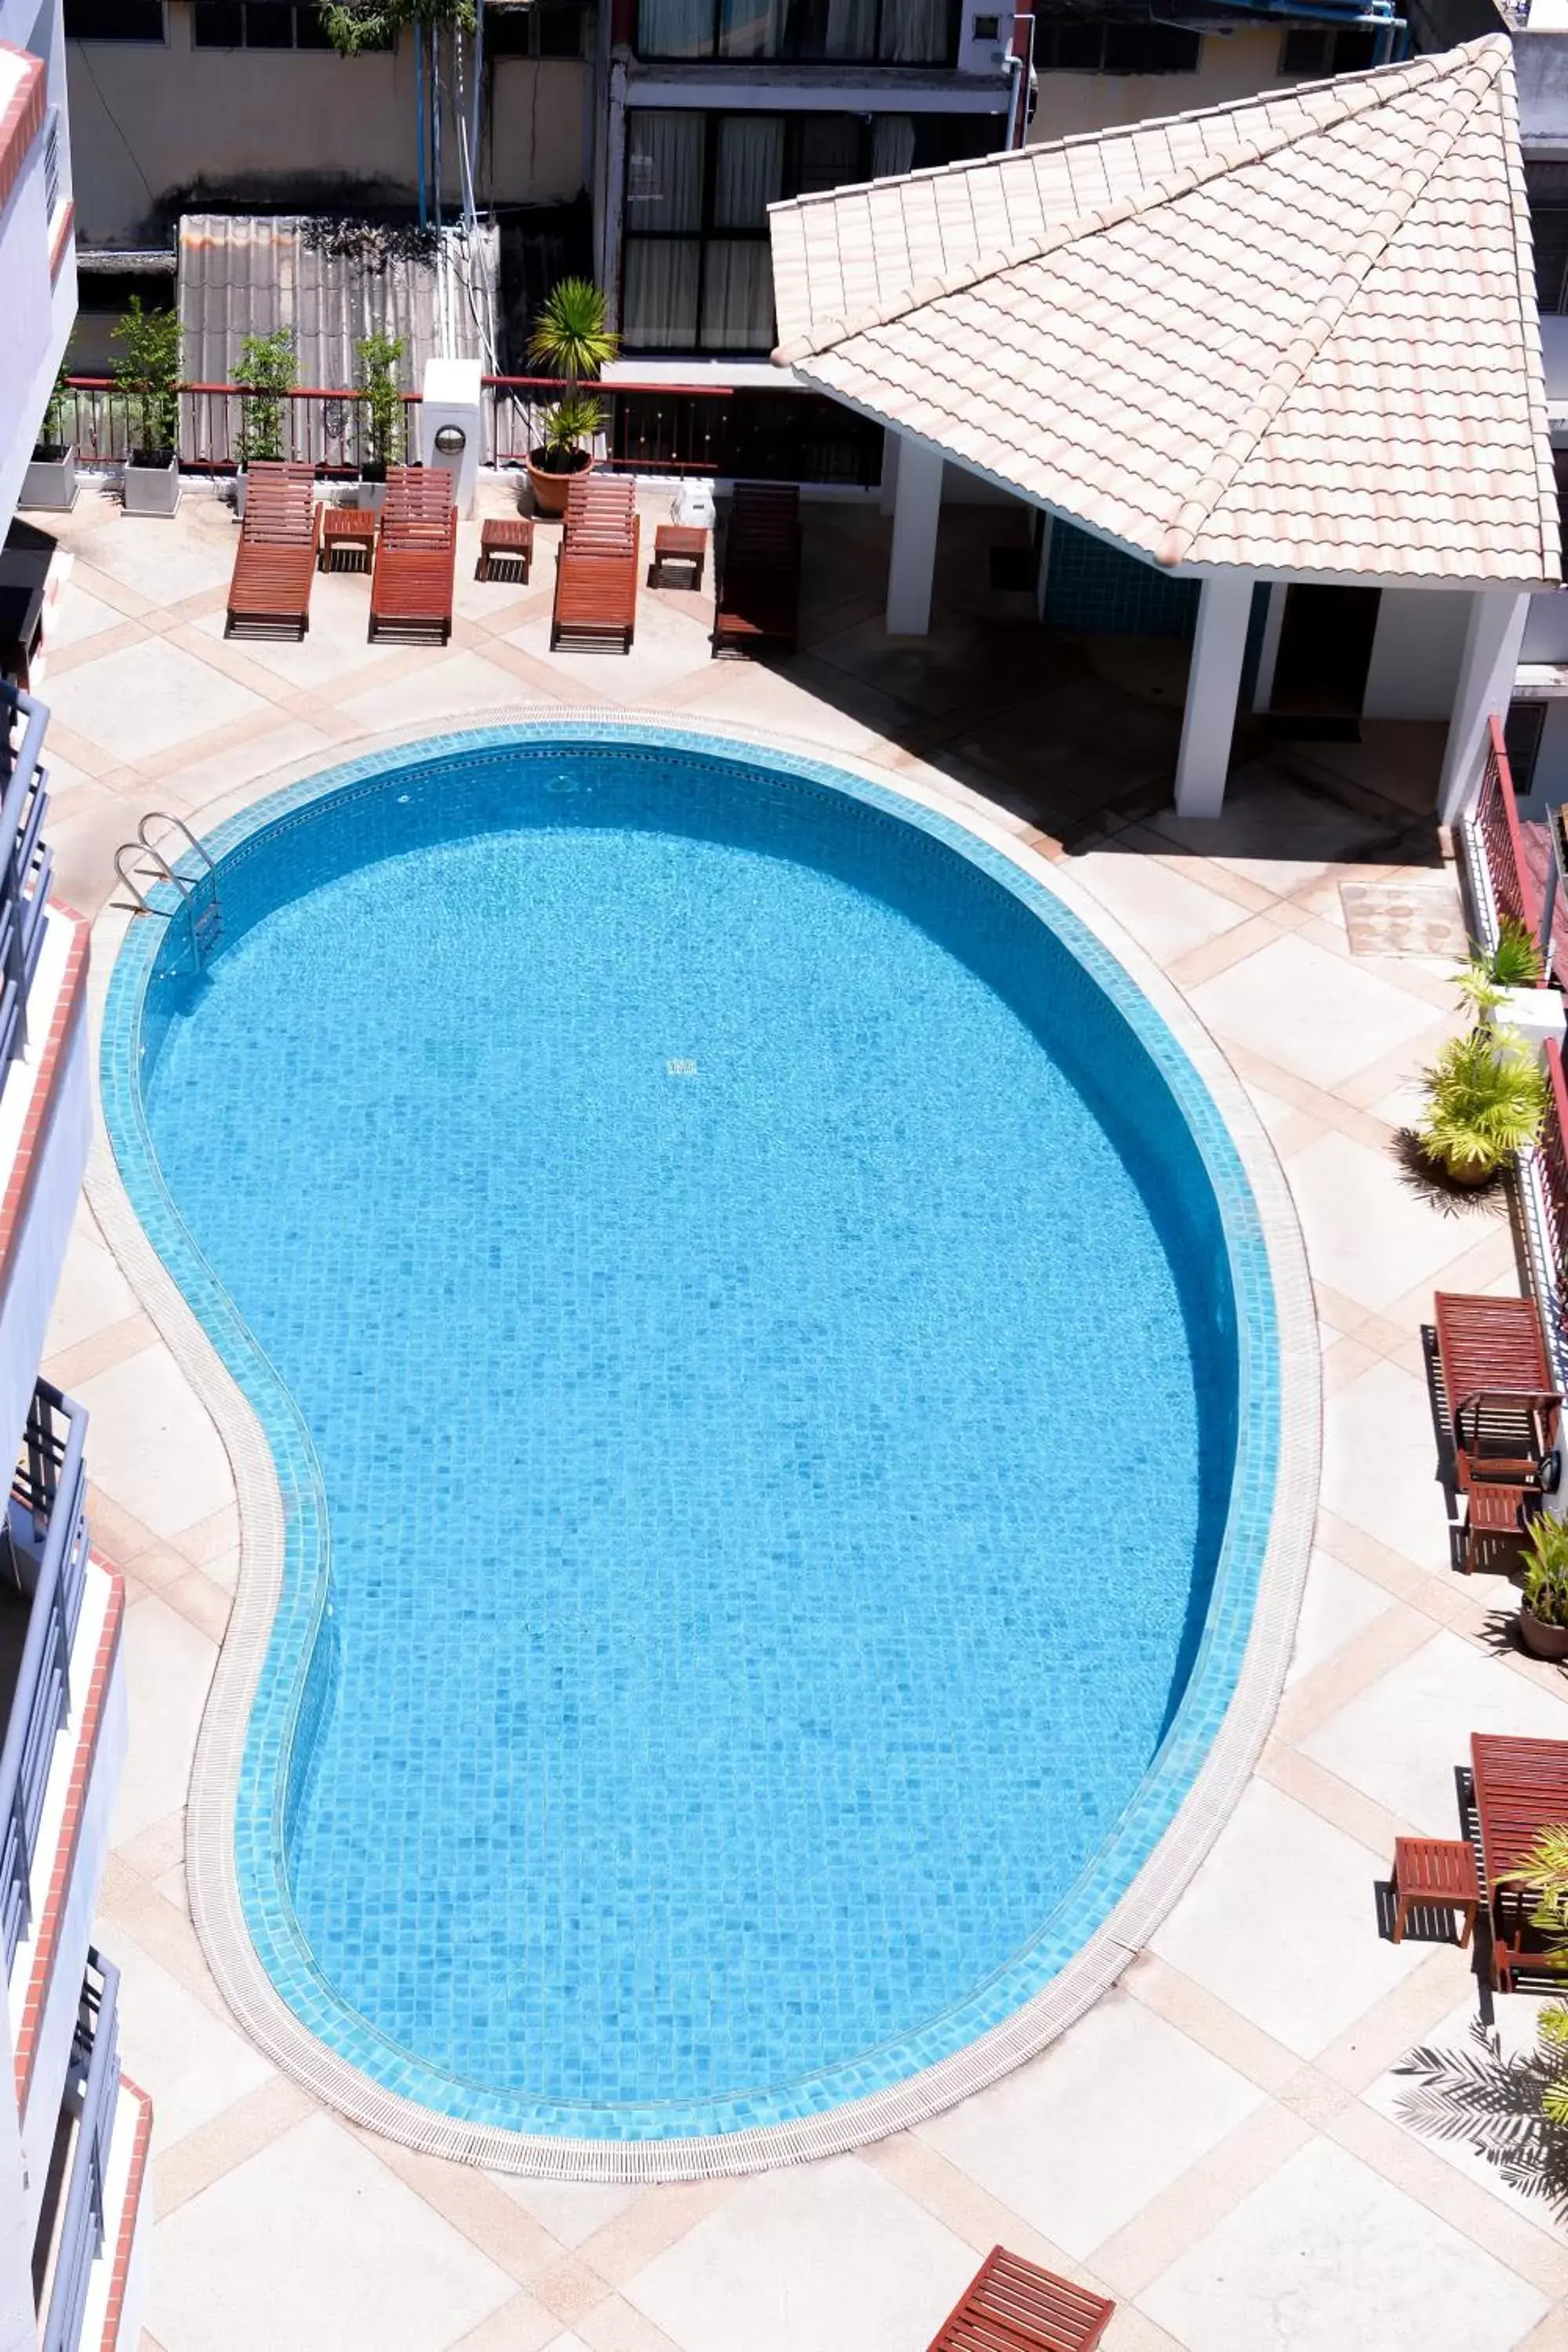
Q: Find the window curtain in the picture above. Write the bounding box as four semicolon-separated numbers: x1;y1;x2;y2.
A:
880;0;949;60
822;0;877;56
713;115;786;226
795;116;861;196
700;245;776;349
870;114;916;180
637;0;715;55
623;111;704;231
622;241;702;347
718;0;787;56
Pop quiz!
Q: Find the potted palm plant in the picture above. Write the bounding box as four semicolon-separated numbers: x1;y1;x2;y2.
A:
1417;1022;1548;1186
234;329;296;517
526;278;617;517
354;331;404;507
21;363;77;512
1520;1514;1568;1661
1454;915;1545;1015
114;297;183;517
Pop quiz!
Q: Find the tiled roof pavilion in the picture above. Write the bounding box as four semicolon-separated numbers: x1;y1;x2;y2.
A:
768;38;1559;818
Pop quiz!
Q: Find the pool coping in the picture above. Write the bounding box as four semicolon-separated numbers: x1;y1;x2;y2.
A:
86;706;1320;2180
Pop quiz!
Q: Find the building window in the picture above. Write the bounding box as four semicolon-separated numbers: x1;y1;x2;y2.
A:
1036;20;1200;74
636;0;958;67
1528;164;1568;312
64;0;165;36
1278;26;1377;76
622;109;991;350
192;3;391;48
485;2;585;56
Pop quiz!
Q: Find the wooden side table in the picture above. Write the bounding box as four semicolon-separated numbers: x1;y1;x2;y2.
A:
652;522;707;589
321;506;377;573
1391;1836;1480;1946
478;515;535;581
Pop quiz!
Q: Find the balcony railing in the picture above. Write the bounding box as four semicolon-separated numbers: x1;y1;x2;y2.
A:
37;1949;119;2352
0;685;53;1083
60;380;420;474
1467;713;1557;983
0;1381;89;1974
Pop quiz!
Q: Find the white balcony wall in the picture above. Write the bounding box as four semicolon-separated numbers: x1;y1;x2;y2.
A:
0;1976;33;2352
0;0;73;539
0;929;90;1469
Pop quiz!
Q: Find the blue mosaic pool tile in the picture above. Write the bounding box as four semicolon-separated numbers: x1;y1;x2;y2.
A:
101;721;1280;2142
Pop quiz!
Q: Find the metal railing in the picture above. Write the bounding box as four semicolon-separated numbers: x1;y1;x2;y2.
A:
39;1949;120;2352
61;380;420;474
0;685;53;1083
1470;714;1552;978
42;109;61;223
0;1381;89;1974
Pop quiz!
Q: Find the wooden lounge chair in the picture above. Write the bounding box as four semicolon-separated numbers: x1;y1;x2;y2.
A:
1433;1292;1562;1571
713;482;801;657
225;461;320;640
368;466;457;645
1472;1733;1568;1988
551;475;639;652
924;2246;1114;2352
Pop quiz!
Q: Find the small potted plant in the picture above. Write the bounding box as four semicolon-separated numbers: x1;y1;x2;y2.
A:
1417;1022;1548;1186
1454;915;1545;1017
114;296;183;516
526;277;617;517
1520;1513;1568;1661
21;362;77;511
234;328;296;516
354;330;404;508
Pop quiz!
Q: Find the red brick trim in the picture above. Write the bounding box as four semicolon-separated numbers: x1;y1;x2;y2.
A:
0;911;90;1335
0;44;44;222
97;2075;152;2352
14;1559;125;2111
47;194;73;284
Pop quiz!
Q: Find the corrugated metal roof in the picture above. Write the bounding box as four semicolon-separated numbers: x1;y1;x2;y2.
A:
177;212;499;393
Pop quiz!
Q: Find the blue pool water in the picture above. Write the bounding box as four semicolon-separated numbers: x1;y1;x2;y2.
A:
113;730;1271;2142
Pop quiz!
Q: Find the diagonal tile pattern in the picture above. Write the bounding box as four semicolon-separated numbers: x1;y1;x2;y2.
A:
26;479;1568;2349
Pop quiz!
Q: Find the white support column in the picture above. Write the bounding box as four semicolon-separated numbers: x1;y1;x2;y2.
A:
1437;588;1532;826
878;426;900;517
1174;571;1254;818
885;434;944;637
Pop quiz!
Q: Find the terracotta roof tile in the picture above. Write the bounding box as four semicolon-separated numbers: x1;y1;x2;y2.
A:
768;38;1557;586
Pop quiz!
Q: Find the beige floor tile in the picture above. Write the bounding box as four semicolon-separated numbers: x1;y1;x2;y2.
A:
72;1346;233;1538
110;1593;217;1846
1285;1550;1398;1686
111;1929;274;2146
623;2157;975;2352
1137;2138;1549;2351
917;1987;1264;2257
149;2114;516;2352
1072;849;1248;963
1284;1128;1499;1314
44;1214;140;1355
1363;1991;1568;2236
1298;1627;1568;1837
1320;1356;1451;1571
1188;931;1445;1092
330;653;548;735
1149;1780;1428;2058
482;2177;642;2252
45;635;272;767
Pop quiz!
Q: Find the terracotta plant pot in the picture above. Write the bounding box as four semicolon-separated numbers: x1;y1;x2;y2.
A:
1519;1602;1568;1661
526;447;593;517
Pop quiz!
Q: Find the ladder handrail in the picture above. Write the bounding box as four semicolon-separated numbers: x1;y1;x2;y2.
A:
138;811;215;880
113;814;223;968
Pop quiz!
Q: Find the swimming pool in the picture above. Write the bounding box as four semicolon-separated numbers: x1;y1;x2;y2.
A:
103;722;1297;2161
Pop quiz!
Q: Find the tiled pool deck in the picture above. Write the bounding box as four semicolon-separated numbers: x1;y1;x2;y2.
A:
34;481;1568;2349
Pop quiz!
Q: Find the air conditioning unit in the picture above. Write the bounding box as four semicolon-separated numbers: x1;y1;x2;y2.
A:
957;8;1012;74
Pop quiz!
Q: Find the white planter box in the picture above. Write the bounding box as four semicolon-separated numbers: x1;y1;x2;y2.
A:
20;448;77;512
122;456;180;517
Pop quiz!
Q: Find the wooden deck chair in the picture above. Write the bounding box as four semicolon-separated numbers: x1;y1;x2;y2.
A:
368;466;457;644
713;481;801;657
1434;1291;1562;1570
552;477;640;652
226;461;320;641
924;2246;1115;2352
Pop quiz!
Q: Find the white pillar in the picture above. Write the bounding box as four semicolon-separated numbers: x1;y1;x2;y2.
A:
1174;572;1254;818
418;356;483;518
885;434;944;637
1437;588;1532;826
878;426;900;517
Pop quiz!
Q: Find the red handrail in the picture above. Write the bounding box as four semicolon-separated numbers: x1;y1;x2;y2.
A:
1475;713;1548;971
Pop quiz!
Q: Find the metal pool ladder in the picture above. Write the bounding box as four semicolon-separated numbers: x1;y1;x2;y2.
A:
114;814;223;965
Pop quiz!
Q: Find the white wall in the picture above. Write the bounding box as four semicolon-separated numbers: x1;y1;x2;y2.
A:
1523;586;1568;664
1361;587;1475;720
0;0;74;537
67;2;588;247
1028;28;1320;147
0;988;89;1471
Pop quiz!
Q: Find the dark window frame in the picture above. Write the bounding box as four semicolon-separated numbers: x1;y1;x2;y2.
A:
192;2;393;49
1036;20;1200;74
635;0;960;67
485;2;586;57
1278;25;1377;77
64;0;166;38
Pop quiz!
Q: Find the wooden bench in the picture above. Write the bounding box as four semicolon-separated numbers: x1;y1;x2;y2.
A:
1433;1292;1561;1571
478;515;535;582
924;2247;1114;2352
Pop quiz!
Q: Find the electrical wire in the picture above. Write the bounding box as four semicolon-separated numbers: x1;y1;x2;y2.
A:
74;42;156;212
